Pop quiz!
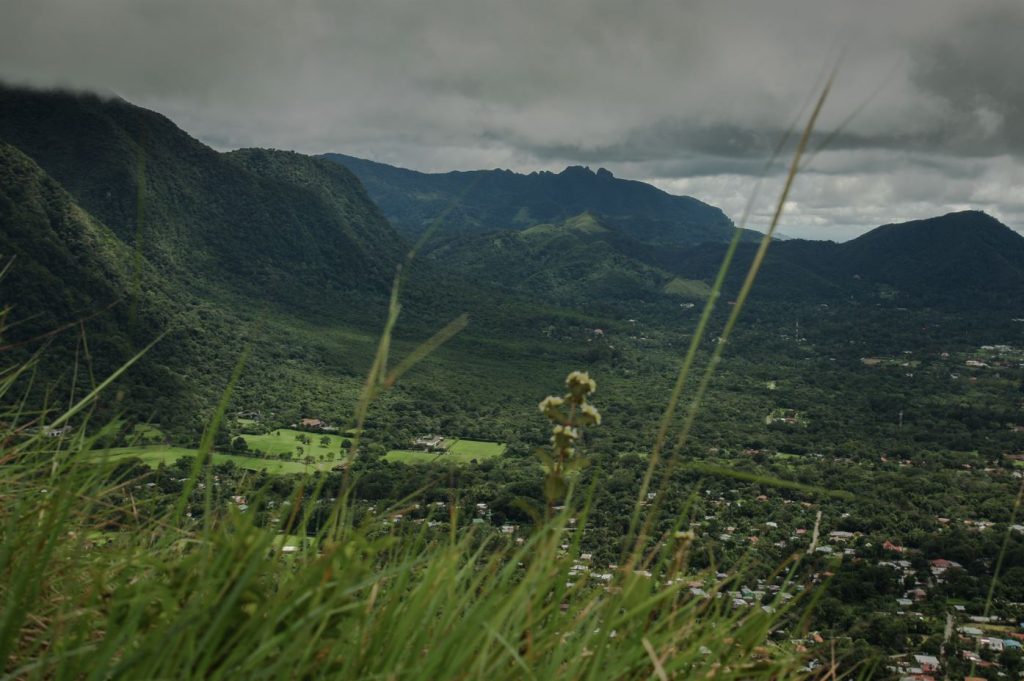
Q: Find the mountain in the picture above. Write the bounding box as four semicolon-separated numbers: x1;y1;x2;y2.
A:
638;211;1024;308
322;153;746;246
449;208;1024;310
0;84;418;426
423;212;712;307
4;82;1022;436
0;86;405;308
835;211;1024;300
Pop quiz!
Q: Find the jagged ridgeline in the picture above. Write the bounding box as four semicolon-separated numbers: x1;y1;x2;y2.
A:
322;152;754;245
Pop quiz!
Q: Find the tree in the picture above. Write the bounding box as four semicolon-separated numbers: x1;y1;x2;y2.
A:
320;436;330;448
231;436;248;453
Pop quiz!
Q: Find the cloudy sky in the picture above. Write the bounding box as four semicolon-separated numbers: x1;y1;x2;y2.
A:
2;0;1022;239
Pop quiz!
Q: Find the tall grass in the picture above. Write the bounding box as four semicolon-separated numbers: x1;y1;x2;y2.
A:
0;378;811;678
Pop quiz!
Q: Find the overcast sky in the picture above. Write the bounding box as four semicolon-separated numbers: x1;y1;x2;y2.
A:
2;0;1022;239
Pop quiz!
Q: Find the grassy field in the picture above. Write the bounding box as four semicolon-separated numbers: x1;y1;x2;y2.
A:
107;434;504;471
383;450;446;464
384;438;505;465
102;446;331;474
131;423;166;441
241;428;348;457
663;277;712;299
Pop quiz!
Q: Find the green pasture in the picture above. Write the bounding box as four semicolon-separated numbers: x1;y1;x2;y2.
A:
102;446;330;474
241;428;349;457
384;438;506;465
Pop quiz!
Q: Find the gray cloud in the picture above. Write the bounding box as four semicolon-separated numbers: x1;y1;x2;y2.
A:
909;1;1024;156
0;0;1022;238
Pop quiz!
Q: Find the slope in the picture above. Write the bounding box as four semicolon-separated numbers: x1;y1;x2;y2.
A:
423;212;708;308
0;141;190;418
0;86;405;309
638;211;1024;309
835;211;1024;306
323;153;741;245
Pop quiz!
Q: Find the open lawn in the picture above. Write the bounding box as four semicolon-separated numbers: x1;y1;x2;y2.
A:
131;423;166;441
102;446;332;474
448;439;506;461
384;450;447;464
240;428;348;458
384;439;505;465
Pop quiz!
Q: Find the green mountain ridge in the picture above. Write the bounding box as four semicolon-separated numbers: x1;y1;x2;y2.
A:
322;152;749;245
0;86;406;308
423;207;1024;310
3;82;1023;437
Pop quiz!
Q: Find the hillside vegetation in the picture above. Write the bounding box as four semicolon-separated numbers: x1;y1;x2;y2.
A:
324;152;745;245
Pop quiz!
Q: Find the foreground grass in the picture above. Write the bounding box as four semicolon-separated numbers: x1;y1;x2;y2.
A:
2;430;810;680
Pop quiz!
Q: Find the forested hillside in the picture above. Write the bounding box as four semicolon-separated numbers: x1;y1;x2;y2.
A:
0;86;406;308
324;152;743;244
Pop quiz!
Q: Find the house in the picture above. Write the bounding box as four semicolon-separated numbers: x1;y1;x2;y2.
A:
929;558;962;576
299;418;326;430
883;540;905;553
45;425;73;437
979;637;1004;652
912;654;940;673
412;434;447;451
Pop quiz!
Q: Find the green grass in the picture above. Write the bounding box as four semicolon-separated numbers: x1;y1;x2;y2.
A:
5;411;807;680
663;277;713;299
384;438;506;464
448;438;506;460
240;428;347;457
383;449;446;464
131;423;165;441
102;446;332;474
